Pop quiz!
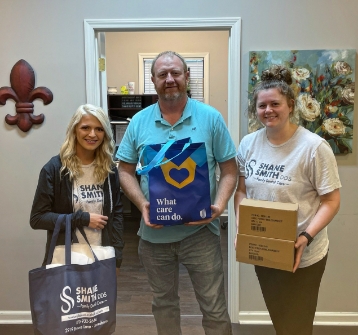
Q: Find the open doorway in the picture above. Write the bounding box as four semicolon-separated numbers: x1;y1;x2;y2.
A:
105;31;226;112
105;29;230;317
84;17;241;322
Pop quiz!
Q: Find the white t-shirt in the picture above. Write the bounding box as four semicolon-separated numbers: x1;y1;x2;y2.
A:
73;162;104;246
237;126;341;267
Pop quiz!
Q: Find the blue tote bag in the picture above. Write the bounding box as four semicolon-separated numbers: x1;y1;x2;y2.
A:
29;215;117;335
137;138;212;225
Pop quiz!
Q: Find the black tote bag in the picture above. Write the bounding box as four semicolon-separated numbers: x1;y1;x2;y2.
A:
29;214;117;335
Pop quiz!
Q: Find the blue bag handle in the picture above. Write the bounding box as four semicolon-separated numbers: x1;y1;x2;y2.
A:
46;214;99;265
136;138;191;175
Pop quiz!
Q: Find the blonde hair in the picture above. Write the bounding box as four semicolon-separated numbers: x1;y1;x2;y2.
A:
59;104;115;184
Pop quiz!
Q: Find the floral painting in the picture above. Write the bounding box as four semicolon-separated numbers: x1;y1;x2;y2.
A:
248;49;356;154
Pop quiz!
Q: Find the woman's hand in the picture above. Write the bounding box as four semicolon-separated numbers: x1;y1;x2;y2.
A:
293;235;308;272
293;189;340;272
234;225;239;249
88;213;108;230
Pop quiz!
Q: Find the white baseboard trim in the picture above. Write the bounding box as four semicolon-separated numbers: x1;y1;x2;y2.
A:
0;311;202;324
0;311;32;324
239;311;358;326
1;310;358;326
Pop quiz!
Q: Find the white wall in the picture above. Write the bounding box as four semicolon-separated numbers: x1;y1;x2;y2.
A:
0;0;357;325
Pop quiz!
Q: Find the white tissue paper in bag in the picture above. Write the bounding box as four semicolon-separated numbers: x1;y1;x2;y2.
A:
46;244;115;269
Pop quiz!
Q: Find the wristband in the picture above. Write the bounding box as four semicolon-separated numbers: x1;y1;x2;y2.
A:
299;231;314;246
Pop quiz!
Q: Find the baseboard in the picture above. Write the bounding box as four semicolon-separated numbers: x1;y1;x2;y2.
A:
2;310;358;326
0;311;32;324
238;311;358;326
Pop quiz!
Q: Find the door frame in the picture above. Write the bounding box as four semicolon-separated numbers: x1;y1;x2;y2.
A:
84;17;241;322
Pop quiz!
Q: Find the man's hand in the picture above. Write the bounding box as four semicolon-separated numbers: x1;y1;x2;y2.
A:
184;204;222;226
141;202;163;229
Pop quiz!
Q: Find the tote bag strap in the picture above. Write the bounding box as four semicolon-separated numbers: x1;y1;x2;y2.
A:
77;226;100;263
46;215;100;265
64;216;72;265
46;214;66;265
136;138;191;175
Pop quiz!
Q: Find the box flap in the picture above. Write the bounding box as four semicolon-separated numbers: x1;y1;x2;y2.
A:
241;198;298;211
239;198;298;240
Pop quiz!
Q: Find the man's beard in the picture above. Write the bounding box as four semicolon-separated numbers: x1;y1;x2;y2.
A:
160;92;184;101
159;89;186;101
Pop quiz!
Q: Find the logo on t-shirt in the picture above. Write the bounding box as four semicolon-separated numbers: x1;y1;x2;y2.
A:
79;184;104;203
246;161;292;186
245;159;256;178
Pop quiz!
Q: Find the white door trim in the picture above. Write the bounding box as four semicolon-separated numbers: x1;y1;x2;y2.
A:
84;17;241;322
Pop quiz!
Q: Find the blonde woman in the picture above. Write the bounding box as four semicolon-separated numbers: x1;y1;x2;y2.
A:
30;104;123;271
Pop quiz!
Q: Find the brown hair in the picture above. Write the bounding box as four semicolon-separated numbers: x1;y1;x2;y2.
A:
249;65;295;119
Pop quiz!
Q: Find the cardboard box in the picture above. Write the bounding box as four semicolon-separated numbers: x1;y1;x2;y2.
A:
238;198;298;240
236;234;295;272
236;198;298;272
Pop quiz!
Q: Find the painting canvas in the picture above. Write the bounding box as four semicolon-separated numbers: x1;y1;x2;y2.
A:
248;49;356;154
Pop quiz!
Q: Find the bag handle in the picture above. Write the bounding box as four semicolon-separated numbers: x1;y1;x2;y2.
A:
136;138;191;175
77;226;99;263
46;214;66;265
46;214;99;265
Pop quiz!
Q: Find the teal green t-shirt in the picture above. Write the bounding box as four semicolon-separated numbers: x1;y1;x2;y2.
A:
116;98;236;243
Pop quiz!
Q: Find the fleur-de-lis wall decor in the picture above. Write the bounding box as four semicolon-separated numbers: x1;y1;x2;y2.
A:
0;59;53;132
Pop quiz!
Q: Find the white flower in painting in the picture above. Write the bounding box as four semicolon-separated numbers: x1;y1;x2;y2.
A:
291;68;310;82
324;105;338;114
322;118;346;136
334;61;352;75
297;94;321;122
341;82;355;104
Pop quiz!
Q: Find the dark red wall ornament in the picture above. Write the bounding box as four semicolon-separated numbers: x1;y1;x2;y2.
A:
0;59;53;132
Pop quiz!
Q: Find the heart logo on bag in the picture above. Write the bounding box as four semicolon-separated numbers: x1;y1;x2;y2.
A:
160;157;196;189
169;167;190;184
